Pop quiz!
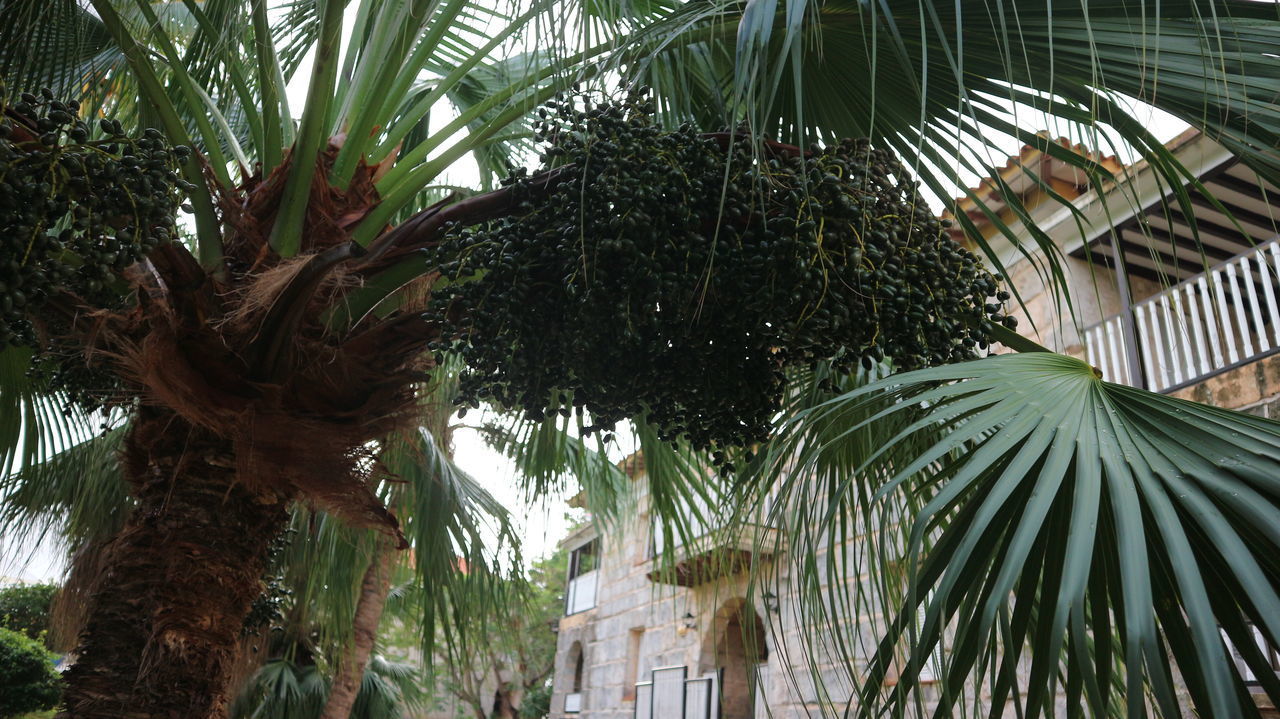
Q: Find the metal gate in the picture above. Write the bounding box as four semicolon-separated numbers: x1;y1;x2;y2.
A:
633;666;721;719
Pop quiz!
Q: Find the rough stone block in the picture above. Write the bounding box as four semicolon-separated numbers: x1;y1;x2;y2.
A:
1168;383;1204;403
1257;354;1280;400
1202;366;1262;409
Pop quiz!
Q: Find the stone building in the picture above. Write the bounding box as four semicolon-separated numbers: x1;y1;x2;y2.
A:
955;129;1280;415
547;130;1280;719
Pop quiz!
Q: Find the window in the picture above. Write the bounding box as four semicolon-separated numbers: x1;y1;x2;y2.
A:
565;539;599;615
569;539;598;579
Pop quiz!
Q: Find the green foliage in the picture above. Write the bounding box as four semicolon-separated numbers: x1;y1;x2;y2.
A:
518;682;551;718
0;584;56;642
759;352;1280;717
0;626;61;718
421;543;569;718
0;1;1278;717
229;655;423;719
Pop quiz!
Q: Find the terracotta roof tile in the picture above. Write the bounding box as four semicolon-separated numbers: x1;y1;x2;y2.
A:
941;131;1126;242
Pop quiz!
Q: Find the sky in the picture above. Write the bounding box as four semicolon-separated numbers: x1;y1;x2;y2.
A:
0;533;64;584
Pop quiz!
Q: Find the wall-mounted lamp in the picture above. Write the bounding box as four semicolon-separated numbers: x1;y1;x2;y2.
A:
762;591;781;614
677;612;697;636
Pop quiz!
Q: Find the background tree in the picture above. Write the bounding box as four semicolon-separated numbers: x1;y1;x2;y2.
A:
425;543;567;719
0;626;62;719
0;583;58;644
0;1;1277;718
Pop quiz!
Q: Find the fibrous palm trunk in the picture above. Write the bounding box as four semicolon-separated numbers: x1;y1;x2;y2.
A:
50;145;564;718
60;408;290;718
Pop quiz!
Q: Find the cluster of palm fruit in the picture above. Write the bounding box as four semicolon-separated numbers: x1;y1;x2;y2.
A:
426;89;1009;453
0;88;191;350
243;529;296;641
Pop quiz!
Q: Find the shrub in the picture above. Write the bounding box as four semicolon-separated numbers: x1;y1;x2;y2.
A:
0;626;61;718
519;683;552;719
0;584;57;642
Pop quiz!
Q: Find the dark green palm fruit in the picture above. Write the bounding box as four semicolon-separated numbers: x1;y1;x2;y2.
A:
0;90;191;410
425;89;1009;461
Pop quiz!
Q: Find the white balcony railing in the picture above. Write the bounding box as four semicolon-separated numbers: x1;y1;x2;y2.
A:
565;570;597;615
1083;237;1280;392
1222;623;1280;686
1082;314;1136;387
564;692;583;713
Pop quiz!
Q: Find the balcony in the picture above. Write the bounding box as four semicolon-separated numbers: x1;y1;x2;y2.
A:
1082;236;1280;392
647;491;782;587
1223;622;1280;688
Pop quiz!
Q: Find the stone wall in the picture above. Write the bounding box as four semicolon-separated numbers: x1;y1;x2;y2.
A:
546;483;1069;719
1166;353;1280;416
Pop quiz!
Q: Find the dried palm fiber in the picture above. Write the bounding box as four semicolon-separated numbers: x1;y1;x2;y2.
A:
221;141;384;272
49;537;113;653
76;148;438;545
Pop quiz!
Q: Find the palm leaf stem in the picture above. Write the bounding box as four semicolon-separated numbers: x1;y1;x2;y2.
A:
360;1;538;176
88;0;223;272
251;0;285;172
130;0;236;186
177;0;265;163
269;0;346;256
328;0;442;187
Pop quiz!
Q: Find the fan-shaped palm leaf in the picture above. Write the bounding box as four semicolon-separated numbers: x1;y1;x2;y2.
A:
229;655;423;719
762;352;1280;718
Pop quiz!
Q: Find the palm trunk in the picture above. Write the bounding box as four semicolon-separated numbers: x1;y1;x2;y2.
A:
318;541;397;719
59;409;290;719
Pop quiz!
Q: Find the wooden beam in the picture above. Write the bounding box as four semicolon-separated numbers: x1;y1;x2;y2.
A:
1105;235;1148;389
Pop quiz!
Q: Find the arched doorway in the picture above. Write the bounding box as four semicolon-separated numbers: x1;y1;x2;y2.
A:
573;647;585;694
564;641;586;713
700;600;769;719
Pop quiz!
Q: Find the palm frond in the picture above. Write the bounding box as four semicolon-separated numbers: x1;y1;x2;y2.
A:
0;425;129;556
0;0;120;105
480;409;629;521
230;655;421;719
441;52;547;188
0;348;100;486
384;426;521;660
624;0;1280;326
762;352;1280;718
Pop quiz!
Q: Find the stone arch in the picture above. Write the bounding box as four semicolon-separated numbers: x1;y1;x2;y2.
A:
567;640;586;693
698;599;769;719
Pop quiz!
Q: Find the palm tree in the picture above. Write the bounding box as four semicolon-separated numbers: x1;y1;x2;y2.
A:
0;1;1277;718
0;355;579;719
